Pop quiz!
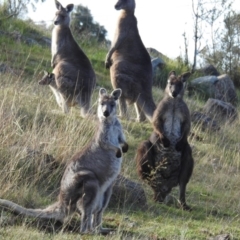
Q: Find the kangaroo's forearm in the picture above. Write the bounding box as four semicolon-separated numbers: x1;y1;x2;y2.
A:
106;31;127;61
106;47;115;62
99;141;120;152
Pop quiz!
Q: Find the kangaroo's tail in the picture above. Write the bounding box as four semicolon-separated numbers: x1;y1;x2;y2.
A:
135;140;155;180
0;199;65;221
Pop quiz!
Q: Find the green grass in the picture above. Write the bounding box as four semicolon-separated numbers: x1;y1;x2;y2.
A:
0;15;240;240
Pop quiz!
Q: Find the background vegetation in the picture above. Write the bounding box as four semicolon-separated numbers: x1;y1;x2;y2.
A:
0;2;240;240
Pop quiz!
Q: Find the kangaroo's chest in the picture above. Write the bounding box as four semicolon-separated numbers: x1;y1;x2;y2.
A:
104;124;121;146
163;108;183;143
51;28;66;56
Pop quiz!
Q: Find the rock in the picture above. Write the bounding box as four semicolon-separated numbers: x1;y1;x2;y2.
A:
146;48;166;85
23;37;40;46
147;47;165;59
214;74;238;105
188;74;237;105
188;75;218;99
191;111;220;131
201;64;220;76
151;57;165;70
109;175;147;210
39;37;51;47
0;62;14;75
208;234;230;240
0;63;8;73
203;98;238;124
9;30;21;43
151;57;165;84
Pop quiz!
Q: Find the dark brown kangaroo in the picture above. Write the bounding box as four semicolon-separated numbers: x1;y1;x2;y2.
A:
46;0;96;116
105;0;156;122
0;88;128;234
135;71;194;210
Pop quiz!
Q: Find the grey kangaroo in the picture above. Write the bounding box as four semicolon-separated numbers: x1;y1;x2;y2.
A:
105;0;156;122
135;71;194;210
46;0;96;116
0;88;128;234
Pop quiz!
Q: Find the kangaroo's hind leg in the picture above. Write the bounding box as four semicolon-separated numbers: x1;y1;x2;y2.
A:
92;186;114;234
77;91;92;118
135;94;156;122
178;143;194;211
76;177;99;234
134;102;146;122
118;95;129;120
49;86;69;113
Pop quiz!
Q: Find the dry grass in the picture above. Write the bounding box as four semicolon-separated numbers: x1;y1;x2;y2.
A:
0;71;240;239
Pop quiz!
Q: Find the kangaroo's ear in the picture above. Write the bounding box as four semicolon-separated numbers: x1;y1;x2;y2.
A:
111;88;122;100
181;72;191;82
66;4;74;12
99;88;107;97
55;0;62;10
168;70;176;77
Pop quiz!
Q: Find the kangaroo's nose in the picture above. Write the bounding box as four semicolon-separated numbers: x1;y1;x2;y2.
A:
172;91;178;98
115;3;120;10
54;20;59;25
103;110;109;117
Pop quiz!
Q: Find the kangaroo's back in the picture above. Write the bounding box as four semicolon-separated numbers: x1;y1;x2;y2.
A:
51;0;95;73
112;0;151;65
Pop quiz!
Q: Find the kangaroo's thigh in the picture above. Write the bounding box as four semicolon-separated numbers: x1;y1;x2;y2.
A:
135;94;156;122
118;95;128;119
110;71;138;103
77;91;92;117
76;177;100;233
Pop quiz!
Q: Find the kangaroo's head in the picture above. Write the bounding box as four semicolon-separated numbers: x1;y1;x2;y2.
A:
98;88;122;119
39;71;55;85
166;71;191;98
54;0;74;26
115;0;135;12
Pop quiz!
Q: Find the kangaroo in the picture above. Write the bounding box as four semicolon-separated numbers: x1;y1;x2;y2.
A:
105;0;156;122
135;71;194;210
0;88;128;234
46;0;96;116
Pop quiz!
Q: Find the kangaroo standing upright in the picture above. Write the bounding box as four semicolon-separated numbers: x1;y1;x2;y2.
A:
105;0;156;122
44;0;96;116
0;88;128;234
135;71;194;210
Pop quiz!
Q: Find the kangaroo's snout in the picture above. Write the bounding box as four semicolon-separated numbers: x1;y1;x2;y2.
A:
103;110;110;117
115;4;120;10
172;91;178;98
114;0;122;10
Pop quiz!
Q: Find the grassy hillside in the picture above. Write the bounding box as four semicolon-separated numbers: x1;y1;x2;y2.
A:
0;17;240;240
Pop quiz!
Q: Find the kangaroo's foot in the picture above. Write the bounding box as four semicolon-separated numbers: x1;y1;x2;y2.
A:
178;201;192;211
